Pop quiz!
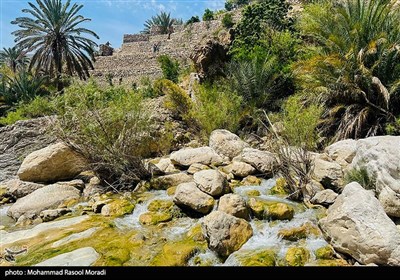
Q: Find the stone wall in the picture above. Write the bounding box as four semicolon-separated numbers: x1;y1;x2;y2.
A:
92;10;241;86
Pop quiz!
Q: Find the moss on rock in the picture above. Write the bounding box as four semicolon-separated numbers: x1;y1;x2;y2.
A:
151;240;202;266
139;212;172;225
241;176;261;186
246;190;260;197
101;198;135;217
278;222;320;241
285;247;310;266
316;259;349;266
167;186;177;196
148;200;174;212
315;245;335;260
235;249;276;266
265;203;294;221
270;178;289;195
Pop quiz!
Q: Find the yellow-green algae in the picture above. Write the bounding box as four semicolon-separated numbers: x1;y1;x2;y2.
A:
248;198;295;221
139;212;172;225
246;190;260;197
284;247;310;266
315;245;335;260
269;177;290;195
147;200;174;212
278;222;320;241
235;249;276;266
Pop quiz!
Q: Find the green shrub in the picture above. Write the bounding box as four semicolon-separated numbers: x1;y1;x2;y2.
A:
189;83;243;138
385;117;400;135
185;16;200;25
0;95;56;125
138;76;161;99
203;9;214;21
344;167;376;192
161;80;192;120
56;81;154;189
157;55;180;83
281;95;322;150
222;13;234;28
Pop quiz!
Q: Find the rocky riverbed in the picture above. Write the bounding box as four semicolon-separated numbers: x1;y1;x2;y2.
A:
0;121;399;266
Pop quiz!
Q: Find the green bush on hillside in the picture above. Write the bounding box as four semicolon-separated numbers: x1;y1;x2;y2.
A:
203;9;214;21
157;55;180;83
222;13;234;28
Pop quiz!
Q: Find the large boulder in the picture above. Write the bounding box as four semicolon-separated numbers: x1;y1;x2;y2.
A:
209;129;249;159
312;154;343;192
348;136;400;217
173;182;215;214
2;179;45;199
236;148;277;176
202;211;253;257
218;194;249;220
0;117;56;183
170;147;224;167
17;143;87;183
7;184;81;220
325;139;357;168
193;169;227;197
229;161;256;178
319;182;400;266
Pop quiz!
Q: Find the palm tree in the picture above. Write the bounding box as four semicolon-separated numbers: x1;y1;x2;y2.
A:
296;0;400;141
0;46;29;73
11;0;99;92
142;11;181;34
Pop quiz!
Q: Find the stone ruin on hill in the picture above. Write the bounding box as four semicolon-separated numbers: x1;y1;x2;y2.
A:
90;10;242;87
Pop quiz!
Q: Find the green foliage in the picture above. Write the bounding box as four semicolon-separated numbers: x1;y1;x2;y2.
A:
158;55;180;83
186;16;200;25
138;77;160;99
0;46;29;73
56;80;154;189
385;117;400;135
12;0;99;91
203;9;215;21
296;0;400;141
161;79;192;119
280;95;322;150
344;167;376;192
222;13;234;29
231;0;293;56
189;83;243;138
0;95;56;125
225;0;249;11
142;11;181;34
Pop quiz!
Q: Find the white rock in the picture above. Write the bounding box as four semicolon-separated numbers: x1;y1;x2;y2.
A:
312;154;343;191
237;148;277;176
34;247;99;266
193;169;227;197
230;161;256;178
319;182;400;266
310;189;338;206
218;194;249;220
349;136;400;217
17;142;87;183
0;216;89;247
52;227;99;248
209;129;249;159
325;139;357;167
170;147;223;167
173;182;215;214
3;179;45;199
7;184;80;220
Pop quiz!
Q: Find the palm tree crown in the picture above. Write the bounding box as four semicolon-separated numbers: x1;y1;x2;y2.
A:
0;46;29;73
11;0;99;91
142;11;182;34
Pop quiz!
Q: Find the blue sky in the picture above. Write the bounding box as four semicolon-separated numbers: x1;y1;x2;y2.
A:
0;0;225;49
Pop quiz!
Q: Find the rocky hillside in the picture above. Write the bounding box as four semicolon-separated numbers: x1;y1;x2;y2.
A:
91;12;239;86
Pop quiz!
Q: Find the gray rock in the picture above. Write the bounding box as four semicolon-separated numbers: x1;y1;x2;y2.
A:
0;216;89;247
230;161;256;178
209;129;249;159
187;163;210;175
218;194;249;220
173;182;215;214
150;173;193;190
237;148;277;176
52;227;99;248
325;139;357;167
0;117;56;183
170;147;224;167
312;154;343;192
40;208;72;222
193;169;227;197
7;184;81;220
319;182;400;266
3;179;44;199
348;136;400;217
310;189;338;206
155;158;179;173
34;247;99;266
17;142;87;183
201;210;253;257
